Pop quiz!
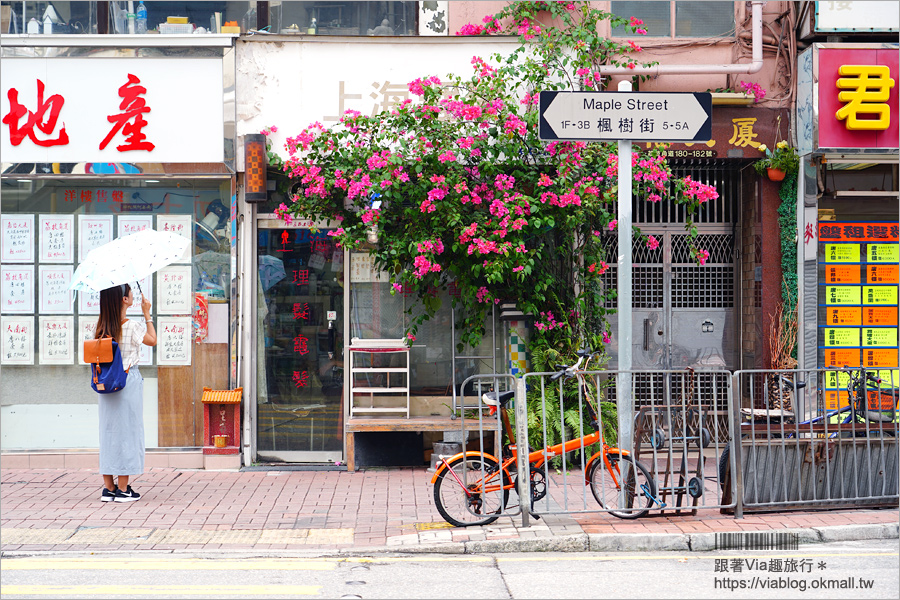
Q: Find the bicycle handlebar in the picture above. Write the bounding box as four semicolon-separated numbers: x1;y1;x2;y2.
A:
550;353;589;381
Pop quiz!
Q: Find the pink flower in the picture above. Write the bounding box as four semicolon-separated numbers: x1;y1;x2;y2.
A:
406;333;416;341
646;235;659;250
392;283;402;293
456;23;485;35
602;331;611;344
513;266;524;273
608;220;617;231
696;249;710;265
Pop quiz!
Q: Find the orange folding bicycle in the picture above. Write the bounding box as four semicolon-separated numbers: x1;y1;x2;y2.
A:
430;350;658;526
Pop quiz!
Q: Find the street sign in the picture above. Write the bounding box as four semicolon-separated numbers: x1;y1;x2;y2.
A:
539;91;712;142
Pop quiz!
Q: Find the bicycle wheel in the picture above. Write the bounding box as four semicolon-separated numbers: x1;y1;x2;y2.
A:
588;453;655;519
433;455;510;527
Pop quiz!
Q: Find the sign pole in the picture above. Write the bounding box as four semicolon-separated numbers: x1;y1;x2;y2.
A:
616;79;634;462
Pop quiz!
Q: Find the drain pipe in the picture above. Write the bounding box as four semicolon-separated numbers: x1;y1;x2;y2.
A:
598;1;765;77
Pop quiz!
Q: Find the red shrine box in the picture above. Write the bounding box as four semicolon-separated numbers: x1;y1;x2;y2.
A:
202;387;242;455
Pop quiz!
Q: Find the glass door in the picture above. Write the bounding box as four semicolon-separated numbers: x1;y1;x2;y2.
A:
256;222;344;462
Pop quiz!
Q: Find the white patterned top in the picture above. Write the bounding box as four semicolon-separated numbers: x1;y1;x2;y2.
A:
119;319;148;370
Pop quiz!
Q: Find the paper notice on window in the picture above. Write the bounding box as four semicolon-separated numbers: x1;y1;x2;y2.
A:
157;265;191;314
1;264;35;314
39;316;74;365
2;316;34;365
39;265;74;314
78;287;101;315
157;316;192;365
78;214;114;262
78;316;98;364
117;215;152;239
131;316;153;365
126;274;153;316
350;252;388;283
1;214;34;263
157;215;192;263
331;249;344;272
39;214;74;263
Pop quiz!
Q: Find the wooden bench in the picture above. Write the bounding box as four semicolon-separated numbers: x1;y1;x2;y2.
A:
345;416;500;471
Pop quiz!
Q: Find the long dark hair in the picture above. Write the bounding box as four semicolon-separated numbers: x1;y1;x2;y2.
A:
95;284;130;341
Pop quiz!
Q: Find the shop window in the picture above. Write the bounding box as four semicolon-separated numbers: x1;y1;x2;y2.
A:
1;1;419;35
349;261;497;397
0;177;233;450
2;1;99;34
268;1;419;36
611;1;735;38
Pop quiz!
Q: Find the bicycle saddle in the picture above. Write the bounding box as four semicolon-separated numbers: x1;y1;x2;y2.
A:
481;390;515;408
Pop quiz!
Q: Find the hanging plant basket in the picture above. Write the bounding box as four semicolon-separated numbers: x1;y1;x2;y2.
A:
767;168;786;182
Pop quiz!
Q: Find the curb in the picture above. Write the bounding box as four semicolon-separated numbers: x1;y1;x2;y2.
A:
1;523;897;558
360;523;899;555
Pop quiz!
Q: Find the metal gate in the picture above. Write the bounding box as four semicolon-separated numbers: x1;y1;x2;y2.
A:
601;162;740;430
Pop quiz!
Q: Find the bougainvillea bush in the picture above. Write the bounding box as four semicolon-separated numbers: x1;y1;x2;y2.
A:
275;1;717;356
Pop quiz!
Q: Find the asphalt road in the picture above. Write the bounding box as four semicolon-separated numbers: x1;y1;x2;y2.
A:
1;539;897;599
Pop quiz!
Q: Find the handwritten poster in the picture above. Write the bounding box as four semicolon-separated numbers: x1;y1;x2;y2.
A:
118;215;152;239
1;316;34;365
78;214;114;262
39;265;74;314
1;215;34;263
126;275;153;316
78;316;97;364
350;252;387;283
157;317;191;365
39;316;74;365
157;215;192;263
78;288;101;315
1;265;35;314
39;214;74;263
157;265;192;314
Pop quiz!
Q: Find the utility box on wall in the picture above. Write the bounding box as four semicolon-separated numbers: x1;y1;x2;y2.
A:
201;387;242;469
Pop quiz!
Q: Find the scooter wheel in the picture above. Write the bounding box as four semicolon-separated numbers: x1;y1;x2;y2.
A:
699;427;712;448
651;428;666;450
688;476;704;498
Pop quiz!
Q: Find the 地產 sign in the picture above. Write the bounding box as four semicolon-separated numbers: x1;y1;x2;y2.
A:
539;91;712;142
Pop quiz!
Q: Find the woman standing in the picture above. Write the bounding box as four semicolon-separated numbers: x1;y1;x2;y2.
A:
95;283;156;503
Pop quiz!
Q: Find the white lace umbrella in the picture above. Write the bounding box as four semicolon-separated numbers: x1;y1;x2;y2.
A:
70;229;191;292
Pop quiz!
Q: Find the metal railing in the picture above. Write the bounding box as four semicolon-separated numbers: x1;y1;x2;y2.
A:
731;369;899;515
453;369;737;526
445;367;898;526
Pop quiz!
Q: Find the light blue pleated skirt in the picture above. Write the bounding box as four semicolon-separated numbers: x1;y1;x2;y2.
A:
98;368;145;476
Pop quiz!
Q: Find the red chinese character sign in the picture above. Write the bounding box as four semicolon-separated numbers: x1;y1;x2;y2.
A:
817;47;899;150
0;58;223;163
99;74;156;152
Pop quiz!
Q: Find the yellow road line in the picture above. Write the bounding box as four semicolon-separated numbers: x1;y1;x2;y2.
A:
0;585;321;596
0;558;335;571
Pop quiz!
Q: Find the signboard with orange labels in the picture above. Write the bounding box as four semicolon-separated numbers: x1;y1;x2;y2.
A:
818;222;899;370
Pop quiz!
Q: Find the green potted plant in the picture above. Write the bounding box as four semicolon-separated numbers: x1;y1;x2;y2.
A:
754;140;799;182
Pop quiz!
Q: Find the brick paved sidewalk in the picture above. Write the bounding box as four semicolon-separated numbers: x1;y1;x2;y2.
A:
2;467;897;554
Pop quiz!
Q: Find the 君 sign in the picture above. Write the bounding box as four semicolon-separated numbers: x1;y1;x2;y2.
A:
539;91;712;142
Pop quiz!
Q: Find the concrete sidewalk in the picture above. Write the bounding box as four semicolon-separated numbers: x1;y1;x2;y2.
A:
1;467;897;555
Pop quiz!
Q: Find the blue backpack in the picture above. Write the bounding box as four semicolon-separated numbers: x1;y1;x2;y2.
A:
85;336;128;394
